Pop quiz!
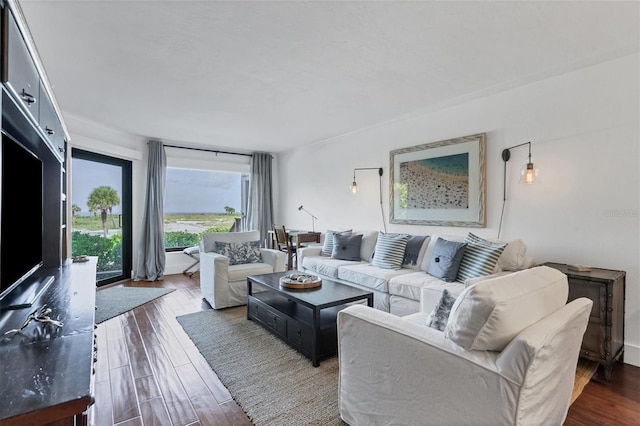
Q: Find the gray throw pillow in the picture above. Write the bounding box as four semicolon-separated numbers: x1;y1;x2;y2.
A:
426;238;467;282
331;233;363;261
426;289;457;331
321;229;352;256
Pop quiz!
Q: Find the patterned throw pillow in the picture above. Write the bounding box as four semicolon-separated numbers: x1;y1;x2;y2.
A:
371;233;410;270
455;233;507;283
426;289;457;331
214;241;262;265
331;233;363;261
426;238;467;282
321;229;352;256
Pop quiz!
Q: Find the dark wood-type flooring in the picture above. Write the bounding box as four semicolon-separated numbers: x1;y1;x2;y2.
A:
90;273;639;426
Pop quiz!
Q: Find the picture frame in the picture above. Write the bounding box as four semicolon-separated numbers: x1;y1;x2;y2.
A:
389;133;486;227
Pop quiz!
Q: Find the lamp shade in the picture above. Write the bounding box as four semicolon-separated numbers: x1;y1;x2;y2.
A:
521;162;538;184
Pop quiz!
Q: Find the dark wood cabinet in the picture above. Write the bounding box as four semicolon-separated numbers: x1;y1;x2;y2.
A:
2;5;39;123
0;258;98;425
543;262;625;380
1;2;69;164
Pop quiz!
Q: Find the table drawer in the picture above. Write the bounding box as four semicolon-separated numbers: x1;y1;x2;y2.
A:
287;321;313;354
248;297;287;339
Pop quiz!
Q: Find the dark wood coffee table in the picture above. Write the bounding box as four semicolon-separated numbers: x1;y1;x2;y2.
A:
247;271;373;367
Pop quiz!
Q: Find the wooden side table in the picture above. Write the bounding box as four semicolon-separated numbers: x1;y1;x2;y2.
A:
543;262;625;380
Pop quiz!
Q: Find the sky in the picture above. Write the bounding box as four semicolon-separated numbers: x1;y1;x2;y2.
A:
72;159;242;215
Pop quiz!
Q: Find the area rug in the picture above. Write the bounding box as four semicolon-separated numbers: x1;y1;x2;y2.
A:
177;307;343;426
177;307;595;425
571;358;599;404
95;286;175;324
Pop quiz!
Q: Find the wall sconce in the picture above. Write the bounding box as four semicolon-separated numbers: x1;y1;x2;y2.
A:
350;167;387;232
351;167;383;194
501;141;538;188
498;141;538;237
298;205;318;232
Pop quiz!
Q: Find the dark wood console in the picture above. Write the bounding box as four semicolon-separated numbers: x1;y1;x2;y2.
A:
0;257;97;425
543;262;626;380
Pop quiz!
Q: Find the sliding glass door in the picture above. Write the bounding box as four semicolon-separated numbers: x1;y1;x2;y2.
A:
71;148;132;286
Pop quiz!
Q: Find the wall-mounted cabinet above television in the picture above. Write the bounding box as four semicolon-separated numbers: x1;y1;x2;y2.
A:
1;0;69;163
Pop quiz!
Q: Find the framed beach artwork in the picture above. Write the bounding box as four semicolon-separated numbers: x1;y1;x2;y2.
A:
389;133;486;227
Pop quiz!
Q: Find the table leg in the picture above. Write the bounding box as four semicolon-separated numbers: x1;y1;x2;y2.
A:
246;279;253;320
312;307;320;367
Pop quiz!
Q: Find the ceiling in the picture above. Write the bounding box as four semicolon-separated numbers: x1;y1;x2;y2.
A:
18;1;639;154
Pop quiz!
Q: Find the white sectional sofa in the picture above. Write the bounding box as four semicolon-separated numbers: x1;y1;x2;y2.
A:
298;230;535;316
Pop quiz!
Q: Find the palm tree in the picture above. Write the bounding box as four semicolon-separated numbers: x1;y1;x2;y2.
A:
87;186;120;237
71;204;81;217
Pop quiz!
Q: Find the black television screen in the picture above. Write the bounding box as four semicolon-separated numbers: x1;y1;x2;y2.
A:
0;132;43;301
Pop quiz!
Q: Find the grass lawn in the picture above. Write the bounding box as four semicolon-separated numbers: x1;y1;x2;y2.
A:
72;213;241;233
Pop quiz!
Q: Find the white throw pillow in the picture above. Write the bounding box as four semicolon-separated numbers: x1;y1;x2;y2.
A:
444;266;569;351
356;230;379;262
495;238;528;271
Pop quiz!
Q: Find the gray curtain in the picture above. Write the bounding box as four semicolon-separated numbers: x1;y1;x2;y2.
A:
246;152;274;247
134;140;166;281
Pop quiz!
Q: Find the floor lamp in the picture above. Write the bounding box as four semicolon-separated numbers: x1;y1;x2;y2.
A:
350;167;387;232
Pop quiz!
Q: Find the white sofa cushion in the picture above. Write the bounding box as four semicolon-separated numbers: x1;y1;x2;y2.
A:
338;263;414;293
445;266;569;351
227;262;275;282
301;255;366;278
388;271;466;304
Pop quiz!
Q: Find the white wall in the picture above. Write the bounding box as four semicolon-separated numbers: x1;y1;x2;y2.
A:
277;54;640;366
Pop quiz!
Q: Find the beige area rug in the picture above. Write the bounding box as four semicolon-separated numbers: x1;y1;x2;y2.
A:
177;307;595;425
177;306;344;426
571;358;599;404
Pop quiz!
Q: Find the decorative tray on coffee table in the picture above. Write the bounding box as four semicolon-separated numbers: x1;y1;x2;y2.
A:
279;273;322;289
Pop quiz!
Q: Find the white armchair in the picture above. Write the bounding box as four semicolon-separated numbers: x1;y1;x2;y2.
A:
337;266;592;425
200;230;286;309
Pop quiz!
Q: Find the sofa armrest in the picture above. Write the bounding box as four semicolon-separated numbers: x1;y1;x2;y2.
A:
200;251;231;309
298;245;323;270
260;249;286;272
337;305;514;425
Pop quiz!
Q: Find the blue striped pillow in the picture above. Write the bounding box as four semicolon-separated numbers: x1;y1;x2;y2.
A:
455;233;507;283
371;233;410;270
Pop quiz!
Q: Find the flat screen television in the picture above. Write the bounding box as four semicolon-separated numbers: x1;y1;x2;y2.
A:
0;131;45;307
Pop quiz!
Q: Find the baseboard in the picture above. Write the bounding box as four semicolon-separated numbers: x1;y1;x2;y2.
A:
623;342;640;367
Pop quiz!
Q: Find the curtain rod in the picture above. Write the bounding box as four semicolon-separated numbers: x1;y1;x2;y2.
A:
162;143;253;157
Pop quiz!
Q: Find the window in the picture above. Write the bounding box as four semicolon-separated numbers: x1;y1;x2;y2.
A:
71;149;132;286
164;167;248;251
